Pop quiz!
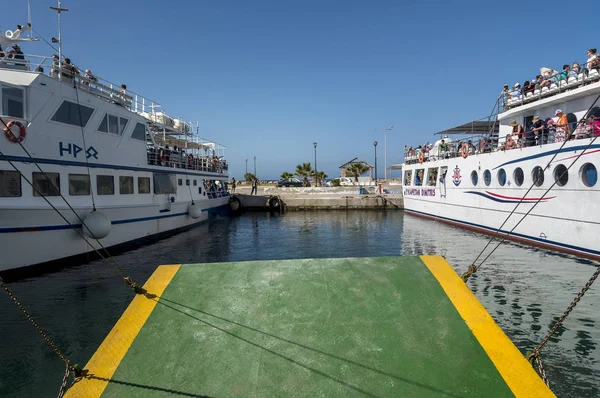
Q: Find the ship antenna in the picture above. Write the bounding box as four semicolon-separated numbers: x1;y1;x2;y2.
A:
49;0;68;81
27;0;32;38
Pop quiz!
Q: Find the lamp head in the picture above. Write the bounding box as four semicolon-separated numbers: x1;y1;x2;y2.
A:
373;141;378;146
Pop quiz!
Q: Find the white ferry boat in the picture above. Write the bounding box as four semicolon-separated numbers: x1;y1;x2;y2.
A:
0;12;230;274
401;61;600;261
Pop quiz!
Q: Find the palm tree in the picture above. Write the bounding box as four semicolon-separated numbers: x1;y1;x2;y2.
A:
311;170;328;186
345;163;369;183
295;162;313;187
244;172;256;182
280;171;294;180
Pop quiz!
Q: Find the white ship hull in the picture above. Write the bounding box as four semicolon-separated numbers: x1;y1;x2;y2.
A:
402;141;600;261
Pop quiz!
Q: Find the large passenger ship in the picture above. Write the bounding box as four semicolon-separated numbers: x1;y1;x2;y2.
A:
401;59;600;261
0;12;230;273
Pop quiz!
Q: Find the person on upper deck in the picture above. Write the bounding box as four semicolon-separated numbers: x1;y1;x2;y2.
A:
530;116;548;145
511;83;521;99
586;48;598;71
61;58;76;79
569;62;580;80
498;84;510;101
554;109;570;142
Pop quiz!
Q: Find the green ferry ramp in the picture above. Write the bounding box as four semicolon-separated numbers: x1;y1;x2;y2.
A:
65;256;554;397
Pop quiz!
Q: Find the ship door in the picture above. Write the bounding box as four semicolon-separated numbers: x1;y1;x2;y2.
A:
439;166;448;198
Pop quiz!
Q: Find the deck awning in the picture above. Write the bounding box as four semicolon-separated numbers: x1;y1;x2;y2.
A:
435;120;499;136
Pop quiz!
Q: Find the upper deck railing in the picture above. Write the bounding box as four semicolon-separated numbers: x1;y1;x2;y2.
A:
0;53;194;134
500;60;600;113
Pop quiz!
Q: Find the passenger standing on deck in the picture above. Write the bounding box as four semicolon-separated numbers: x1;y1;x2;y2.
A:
531;116;549;145
555;109;571;141
509;120;524;148
231;177;236;194
251;177;258;195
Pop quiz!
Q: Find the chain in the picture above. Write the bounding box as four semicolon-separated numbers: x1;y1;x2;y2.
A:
528;264;600;386
57;364;72;398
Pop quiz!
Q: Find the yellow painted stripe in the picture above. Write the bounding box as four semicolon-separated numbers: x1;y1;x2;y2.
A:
420;255;555;398
65;264;181;398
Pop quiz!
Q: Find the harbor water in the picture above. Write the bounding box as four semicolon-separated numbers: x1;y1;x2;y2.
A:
1;211;598;398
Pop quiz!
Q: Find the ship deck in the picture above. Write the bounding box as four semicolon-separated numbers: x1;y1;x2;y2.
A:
65;256;554;397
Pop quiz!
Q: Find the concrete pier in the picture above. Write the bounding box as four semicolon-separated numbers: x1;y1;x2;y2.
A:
230;186;403;211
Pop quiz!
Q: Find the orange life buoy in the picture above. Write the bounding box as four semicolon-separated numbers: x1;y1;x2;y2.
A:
461;143;469;158
4;120;26;143
418;152;425;164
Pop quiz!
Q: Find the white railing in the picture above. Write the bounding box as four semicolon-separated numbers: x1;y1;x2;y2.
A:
500;60;600;112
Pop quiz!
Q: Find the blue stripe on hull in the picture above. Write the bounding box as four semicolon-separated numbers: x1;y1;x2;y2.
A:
492;144;600;170
0;154;226;178
404;208;600;257
0;210;202;233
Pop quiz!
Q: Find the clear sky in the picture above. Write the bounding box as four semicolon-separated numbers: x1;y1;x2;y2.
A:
4;0;598;180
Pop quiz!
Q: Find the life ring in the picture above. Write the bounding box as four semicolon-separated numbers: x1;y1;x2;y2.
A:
4;120;26;143
418;152;425;164
461;143;469;158
269;196;281;209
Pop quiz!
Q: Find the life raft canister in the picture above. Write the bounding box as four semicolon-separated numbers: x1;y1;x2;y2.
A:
4;120;26;143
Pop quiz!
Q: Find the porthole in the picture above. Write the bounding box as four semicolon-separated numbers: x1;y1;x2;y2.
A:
513;167;524;186
580;163;597;187
497;168;507;186
483;170;491;186
470;170;478;186
553;164;568;187
532;166;544;187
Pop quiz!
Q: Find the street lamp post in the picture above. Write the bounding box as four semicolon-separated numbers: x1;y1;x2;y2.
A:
313;142;318;187
373;141;378;183
245;159;248;175
253;156;256;177
374;126;393;180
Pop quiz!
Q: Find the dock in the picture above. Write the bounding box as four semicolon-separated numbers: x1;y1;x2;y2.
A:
65;256;553;397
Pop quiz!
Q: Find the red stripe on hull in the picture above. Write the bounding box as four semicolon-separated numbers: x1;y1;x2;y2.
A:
404;210;600;262
484;191;555;201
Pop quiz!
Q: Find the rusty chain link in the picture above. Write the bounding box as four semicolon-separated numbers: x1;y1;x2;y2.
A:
1;276;81;396
528;264;600;386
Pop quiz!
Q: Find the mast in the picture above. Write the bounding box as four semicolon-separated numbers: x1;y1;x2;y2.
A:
49;0;68;80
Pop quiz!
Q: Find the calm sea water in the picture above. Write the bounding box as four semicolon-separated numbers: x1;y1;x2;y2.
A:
1;211;598;398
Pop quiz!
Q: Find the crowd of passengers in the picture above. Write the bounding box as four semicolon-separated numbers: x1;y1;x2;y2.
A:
498;48;600;106
404;110;600;162
147;145;228;172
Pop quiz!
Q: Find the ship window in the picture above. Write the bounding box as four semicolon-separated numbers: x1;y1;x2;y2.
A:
138;177;150;194
427;168;438;186
178;178;183;186
404;170;412;186
68;174;90;196
532;166;544;187
153;173;177;194
580;163;597;187
193;179;197;186
97;175;114;195
186;179;190;186
553;164;568;187
513;168;524;186
0;170;21;197
470;170;478;186
2;85;24;119
566;113;578;133
415;169;424;186
131;122;146;141
119;176;134;194
33;172;60;197
51;100;94;127
97;113;129;134
483;170;491;186
497;168;507;186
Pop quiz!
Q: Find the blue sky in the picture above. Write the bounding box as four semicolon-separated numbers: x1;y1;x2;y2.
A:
4;0;598;180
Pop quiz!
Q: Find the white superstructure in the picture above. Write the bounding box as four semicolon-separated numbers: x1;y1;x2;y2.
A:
401;65;600;261
0;20;230;273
